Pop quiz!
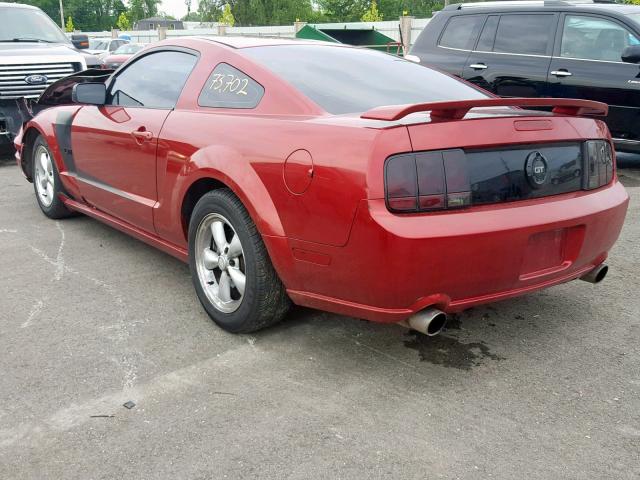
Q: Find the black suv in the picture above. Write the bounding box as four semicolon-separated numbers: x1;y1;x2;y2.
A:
409;0;640;153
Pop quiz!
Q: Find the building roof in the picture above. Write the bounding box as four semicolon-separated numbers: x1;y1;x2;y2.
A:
137;17;183;22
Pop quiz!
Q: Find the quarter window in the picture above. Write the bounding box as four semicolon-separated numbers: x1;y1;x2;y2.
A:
561;15;640;62
439;16;484;50
108;50;197;109
198;63;264;109
493;14;555;55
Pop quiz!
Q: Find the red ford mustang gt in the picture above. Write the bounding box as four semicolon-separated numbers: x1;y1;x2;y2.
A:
15;37;629;335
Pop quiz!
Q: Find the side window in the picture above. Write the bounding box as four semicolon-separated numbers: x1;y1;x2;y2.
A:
561;15;640;62
494;14;555;55
439;15;484;50
476;15;499;51
108;50;197;108
198;63;264;109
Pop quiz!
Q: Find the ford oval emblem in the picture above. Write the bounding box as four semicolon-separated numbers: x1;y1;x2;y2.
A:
525;151;549;189
24;74;48;85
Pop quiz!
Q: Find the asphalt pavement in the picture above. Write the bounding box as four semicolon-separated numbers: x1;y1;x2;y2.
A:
1;153;639;479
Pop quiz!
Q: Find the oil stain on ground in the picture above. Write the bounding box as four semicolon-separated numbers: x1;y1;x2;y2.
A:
403;330;505;370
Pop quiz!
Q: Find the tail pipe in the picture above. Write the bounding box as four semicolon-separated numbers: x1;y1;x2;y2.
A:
398;307;448;336
580;264;609;284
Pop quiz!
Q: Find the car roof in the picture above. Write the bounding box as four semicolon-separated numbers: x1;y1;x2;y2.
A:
192;36;343;49
0;2;39;9
445;0;640;14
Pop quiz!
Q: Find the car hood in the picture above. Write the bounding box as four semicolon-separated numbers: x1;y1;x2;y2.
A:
0;41;100;67
103;54;130;63
0;42;75;56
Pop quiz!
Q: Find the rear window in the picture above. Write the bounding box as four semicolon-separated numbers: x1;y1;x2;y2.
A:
494;14;555;55
243;45;487;115
439;15;484;50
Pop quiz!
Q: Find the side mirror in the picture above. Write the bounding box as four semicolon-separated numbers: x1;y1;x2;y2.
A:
621;45;640;64
72;83;106;105
71;33;89;50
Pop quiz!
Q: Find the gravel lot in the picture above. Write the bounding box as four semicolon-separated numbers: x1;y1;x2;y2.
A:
1;153;639;479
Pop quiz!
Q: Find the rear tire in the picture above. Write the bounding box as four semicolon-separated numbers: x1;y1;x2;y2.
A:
32;135;73;219
188;189;291;333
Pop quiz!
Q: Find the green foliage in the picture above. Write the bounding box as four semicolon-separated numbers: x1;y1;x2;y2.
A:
626;0;640;4
361;0;383;21
198;0;221;22
219;3;235;26
182;11;203;21
5;0;446;30
116;11;130;30
65;15;74;32
316;0;367;21
218;3;236;27
127;0;161;23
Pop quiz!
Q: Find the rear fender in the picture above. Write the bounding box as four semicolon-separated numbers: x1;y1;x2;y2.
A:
177;144;286;238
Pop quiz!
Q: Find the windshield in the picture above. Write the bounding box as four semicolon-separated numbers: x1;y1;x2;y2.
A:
114;44;143;55
0;6;68;43
89;39;109;50
244;45;488;115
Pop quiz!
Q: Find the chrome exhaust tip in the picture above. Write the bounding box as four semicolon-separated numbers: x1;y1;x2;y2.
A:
399;307;448;336
580;264;609;284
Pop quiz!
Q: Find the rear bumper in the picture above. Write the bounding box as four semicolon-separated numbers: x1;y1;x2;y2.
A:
282;181;629;323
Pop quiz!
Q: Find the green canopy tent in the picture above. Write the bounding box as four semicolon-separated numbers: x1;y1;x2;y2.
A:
296;24;402;55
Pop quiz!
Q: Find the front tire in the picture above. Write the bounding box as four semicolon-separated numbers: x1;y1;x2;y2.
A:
188;189;291;333
32;136;73;219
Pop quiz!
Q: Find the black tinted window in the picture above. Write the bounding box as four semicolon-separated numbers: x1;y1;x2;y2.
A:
108;50;197;108
494;14;554;55
439;15;484;50
244;45;487;115
476;15;499;51
198;63;264;109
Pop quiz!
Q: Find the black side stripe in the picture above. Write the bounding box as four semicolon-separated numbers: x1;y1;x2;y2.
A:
54;111;76;173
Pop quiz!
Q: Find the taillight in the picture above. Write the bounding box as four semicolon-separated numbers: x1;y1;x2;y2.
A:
384;140;615;214
584;140;613;190
385;149;470;212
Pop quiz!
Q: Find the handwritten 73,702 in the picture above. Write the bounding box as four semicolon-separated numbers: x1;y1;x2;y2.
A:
208;73;250;96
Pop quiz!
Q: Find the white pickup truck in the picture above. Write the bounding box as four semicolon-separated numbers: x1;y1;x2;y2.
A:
0;2;98;152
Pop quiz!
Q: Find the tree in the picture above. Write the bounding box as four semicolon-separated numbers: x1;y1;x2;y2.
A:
182;11;203;21
116;11;130;30
361;0;383;21
65;15;74;32
198;0;222;22
218;3;235;26
127;0;161;23
316;0;368;22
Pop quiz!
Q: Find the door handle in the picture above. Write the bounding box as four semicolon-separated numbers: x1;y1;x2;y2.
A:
131;129;153;142
469;63;488;70
551;70;572;77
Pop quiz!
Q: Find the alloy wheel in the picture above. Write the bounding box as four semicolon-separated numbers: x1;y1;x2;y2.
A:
194;213;246;313
34;145;54;207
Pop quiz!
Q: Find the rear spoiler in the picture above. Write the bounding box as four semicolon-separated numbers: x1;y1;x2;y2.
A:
360;98;608;122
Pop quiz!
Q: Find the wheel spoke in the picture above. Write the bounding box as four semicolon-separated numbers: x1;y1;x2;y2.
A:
228;267;246;295
203;248;219;270
39;153;48;174
211;221;227;253
218;271;231;302
227;233;242;259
